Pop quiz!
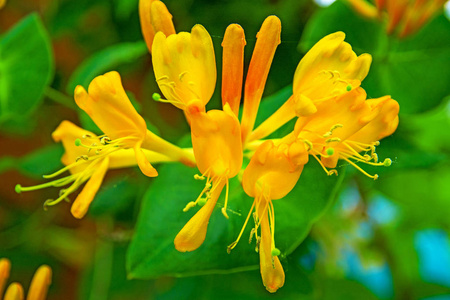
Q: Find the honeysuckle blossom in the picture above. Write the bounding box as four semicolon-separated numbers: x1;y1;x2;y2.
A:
139;0;176;53
228;140;309;293
291;87;399;179
345;0;446;37
15;121;180;219
0;258;52;300
249;31;371;142
151;16;281;253
74;71;195;177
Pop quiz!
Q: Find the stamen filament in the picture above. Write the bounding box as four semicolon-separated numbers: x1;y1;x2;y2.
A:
221;179;230;219
227;199;256;253
342;157;378;180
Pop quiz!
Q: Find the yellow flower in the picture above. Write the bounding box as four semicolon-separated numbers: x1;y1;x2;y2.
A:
16;121;175;219
228;140;309;293
293;87;399;179
139;0;176;53
74;71;194;177
0;258;52;300
152;24;217;111
249;31;371;141
174;102;243;252
345;0;446;37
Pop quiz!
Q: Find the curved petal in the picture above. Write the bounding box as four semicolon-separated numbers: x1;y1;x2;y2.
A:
174;179;226;252
70;156;110;219
0;258;11;297
134;146;158;177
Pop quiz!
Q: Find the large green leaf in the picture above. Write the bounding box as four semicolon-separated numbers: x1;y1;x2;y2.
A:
126;158;342;278
66;41;147;94
0;13;54;122
299;1;450;114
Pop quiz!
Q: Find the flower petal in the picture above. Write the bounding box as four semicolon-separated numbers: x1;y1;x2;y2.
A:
174;179;226;252
70;156;110;219
259;210;284;293
134;145;158;177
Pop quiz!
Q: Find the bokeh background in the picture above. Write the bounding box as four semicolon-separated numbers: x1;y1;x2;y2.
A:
0;0;449;299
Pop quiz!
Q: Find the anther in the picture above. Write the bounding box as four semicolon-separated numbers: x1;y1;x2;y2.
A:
194;174;205;180
82;134;92;139
383;158;392;167
271;248;281;256
326;137;341;144
327;169;338;176
15;184;22;194
373;174;379;180
76;155;89;162
303;140;313;151
227;242;237;254
372;153;379;163
100;136;111;145
43;199;52;211
182;201;196;212
74;139;82;146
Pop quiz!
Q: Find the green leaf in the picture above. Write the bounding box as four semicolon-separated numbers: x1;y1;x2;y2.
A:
0;144;64;178
0;13;54;122
18;144;64;178
127;159;342;279
299;1;450;114
66;41;148;94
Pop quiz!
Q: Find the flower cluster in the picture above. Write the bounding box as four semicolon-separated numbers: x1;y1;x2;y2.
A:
346;0;446;37
16;0;400;293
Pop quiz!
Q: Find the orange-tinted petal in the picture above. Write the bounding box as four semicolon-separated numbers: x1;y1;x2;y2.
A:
4;283;24;300
0;258;11;297
70;156;110;219
174;179;226;252
26;265;52;300
241;16;281;144
345;0;378;19
259;210;284;293
139;0;176;53
386;0;409;34
221;24;246;116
